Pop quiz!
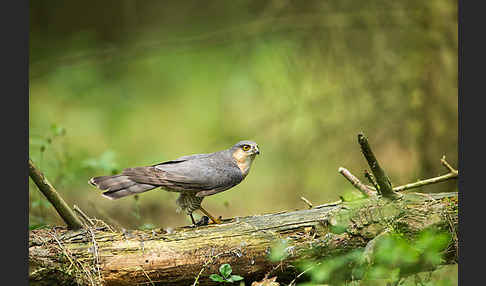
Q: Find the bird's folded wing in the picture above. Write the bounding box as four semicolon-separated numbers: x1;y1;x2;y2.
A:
121;166;215;191
154;153;212;165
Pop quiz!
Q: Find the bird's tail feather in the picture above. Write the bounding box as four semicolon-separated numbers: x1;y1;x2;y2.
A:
89;175;157;199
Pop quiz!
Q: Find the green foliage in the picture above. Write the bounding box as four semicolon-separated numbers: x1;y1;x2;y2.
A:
296;228;452;285
340;190;367;202
268;239;290;262
209;264;244;283
29;223;49;230
81;150;120;175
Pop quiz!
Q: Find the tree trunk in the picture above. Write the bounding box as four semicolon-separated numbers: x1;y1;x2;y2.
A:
29;191;458;286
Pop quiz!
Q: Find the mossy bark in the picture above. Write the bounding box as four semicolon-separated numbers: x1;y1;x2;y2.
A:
29;192;458;286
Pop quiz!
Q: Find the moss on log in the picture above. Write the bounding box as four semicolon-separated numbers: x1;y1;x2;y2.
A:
29;192;458;286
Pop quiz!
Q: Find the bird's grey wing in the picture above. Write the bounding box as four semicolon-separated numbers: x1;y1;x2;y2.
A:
121;165;215;191
153;153;213;166
125;150;243;194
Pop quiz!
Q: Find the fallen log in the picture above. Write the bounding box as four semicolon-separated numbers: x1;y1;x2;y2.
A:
29;191;458;286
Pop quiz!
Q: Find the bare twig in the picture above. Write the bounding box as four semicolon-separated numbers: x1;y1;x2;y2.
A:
361;172;458;193
338;167;376;197
192;249;237;286
300;196;313;209
314;200;343;208
392;173;458;192
51;231;96;286
87;227;102;282
288;263;318;286
139;266;156;286
73;205;95;227
91;218;115;233
88;201;122;229
357;133;400;199
364;170;380;195
51;232;76;271
29;158;84;230
441;155;458;174
393;156;458;192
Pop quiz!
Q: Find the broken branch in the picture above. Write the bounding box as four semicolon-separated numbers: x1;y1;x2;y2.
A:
357;133;400;199
392;172;458;192
300;196;314;209
74;205;95;227
28;158;84;230
441;155;458;174
364;170;380;195
363;156;458;193
338;167;375;197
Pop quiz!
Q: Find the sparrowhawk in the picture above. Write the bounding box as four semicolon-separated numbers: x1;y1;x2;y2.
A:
89;140;260;225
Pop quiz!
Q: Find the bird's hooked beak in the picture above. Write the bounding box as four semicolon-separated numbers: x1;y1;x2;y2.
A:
254;146;260;155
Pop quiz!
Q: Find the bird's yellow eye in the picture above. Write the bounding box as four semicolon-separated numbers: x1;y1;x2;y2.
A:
242;145;251;151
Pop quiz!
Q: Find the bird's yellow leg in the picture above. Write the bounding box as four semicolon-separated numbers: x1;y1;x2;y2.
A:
199;206;221;224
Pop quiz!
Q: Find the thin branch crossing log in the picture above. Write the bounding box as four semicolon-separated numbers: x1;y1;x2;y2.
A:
29;158;83;230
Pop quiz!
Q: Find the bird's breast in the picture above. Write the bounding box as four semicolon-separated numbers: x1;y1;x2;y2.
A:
232;149;256;177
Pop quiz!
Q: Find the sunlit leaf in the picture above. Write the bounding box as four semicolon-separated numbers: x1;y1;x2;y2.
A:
269;240;288;262
219;263;232;279
209;274;225;282
227;275;244;282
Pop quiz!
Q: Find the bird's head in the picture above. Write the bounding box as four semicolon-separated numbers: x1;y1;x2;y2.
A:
231;140;260;176
232;140;260;155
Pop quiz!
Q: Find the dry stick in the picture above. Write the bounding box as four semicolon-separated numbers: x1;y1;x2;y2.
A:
362;173;458;193
392;172;458;192
441;155;458;174
338;167;375;197
300;196;314;209
28;158;84;230
364;170;380;195
357;133;400;199
51;232;96;286
289;263;320;286
364;156;458;193
87;227;102;283
74;205;95;227
139;266;156;286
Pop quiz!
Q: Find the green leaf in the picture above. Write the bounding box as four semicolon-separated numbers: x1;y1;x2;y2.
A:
229;275;244;282
29;223;48;230
219;263;232;279
269;239;288;262
209;274;225;282
329;224;347;234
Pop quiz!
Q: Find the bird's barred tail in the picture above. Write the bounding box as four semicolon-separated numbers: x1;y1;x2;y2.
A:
89;175;156;199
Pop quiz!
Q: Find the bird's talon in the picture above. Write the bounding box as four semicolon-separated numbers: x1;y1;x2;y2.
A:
195;216;210;227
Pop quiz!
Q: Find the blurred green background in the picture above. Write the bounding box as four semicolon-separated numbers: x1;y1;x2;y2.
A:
29;0;457;231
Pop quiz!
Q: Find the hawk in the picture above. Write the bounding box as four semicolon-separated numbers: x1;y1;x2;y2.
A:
89;140;260;225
